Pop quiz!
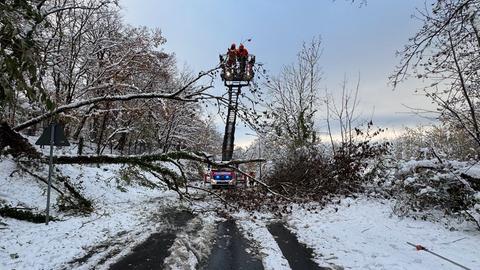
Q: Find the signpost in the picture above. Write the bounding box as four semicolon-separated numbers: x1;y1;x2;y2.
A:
35;123;69;225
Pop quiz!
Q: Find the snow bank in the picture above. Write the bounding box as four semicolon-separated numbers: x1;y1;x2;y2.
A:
163;213;217;270
287;198;480;270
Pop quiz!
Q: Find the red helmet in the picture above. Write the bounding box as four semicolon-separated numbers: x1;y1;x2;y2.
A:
230;43;236;50
239;44;244;50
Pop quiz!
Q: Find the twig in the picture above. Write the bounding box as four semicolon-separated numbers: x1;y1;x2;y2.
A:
78;210;109;229
230;166;291;201
185;185;236;209
361;227;371;233
441;237;467;245
16;162;65;195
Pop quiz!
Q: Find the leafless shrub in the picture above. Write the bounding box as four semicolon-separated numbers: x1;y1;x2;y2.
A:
265;122;389;201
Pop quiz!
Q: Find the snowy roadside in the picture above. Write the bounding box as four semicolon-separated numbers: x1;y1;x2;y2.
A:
0;134;223;270
3;140;480;270
285;198;480;270
0;152;185;270
230;196;480;270
1;194;177;270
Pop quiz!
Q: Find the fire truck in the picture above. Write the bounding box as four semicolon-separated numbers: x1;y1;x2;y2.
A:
208;46;255;188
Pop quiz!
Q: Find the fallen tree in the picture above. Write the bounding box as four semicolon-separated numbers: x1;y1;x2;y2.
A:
50;152;276;198
1;121;272;204
0;121;41;159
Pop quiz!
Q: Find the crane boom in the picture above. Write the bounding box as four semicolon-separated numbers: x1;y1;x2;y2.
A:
222;84;241;161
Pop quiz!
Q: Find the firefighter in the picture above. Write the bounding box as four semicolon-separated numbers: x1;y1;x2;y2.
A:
237;44;249;74
226;43;237;67
222;43;237;80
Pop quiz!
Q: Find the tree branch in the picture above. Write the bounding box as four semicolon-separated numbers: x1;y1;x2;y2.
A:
52;151;265;167
13;84;213;132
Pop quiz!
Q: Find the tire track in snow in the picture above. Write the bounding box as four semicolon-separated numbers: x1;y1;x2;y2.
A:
267;222;329;270
203;218;264;270
108;209;194;270
235;216;291;270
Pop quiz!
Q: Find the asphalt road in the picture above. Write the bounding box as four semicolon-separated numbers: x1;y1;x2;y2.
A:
267;222;328;270
203;218;264;270
108;210;194;270
106;215;327;270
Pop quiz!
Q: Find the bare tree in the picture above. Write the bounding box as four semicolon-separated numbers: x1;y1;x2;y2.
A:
1;0;224;157
324;75;361;154
264;36;323;150
392;0;480;154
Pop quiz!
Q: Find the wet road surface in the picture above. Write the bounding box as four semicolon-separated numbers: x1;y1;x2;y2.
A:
267;222;328;270
109;210;194;270
203;218;264;270
107;214;331;270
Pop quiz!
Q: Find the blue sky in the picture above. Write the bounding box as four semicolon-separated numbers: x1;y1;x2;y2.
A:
120;0;435;146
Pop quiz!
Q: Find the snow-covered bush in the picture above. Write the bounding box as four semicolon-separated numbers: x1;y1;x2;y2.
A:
393;160;480;229
0;206;52;224
394;125;479;161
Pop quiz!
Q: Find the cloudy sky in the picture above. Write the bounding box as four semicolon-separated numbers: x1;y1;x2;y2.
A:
120;0;436;146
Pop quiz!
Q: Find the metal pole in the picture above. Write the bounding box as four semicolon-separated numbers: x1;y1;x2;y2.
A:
258;138;262;181
46;124;55;225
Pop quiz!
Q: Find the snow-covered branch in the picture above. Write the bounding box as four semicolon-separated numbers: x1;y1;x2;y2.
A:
13;81;214;132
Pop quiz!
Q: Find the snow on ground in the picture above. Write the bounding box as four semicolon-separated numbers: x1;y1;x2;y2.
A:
0;158;47;208
163;212;218;270
3;137;480;270
234;211;291;270
0;135;218;270
1;196;171;270
286;198;480;270
0;150;183;270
